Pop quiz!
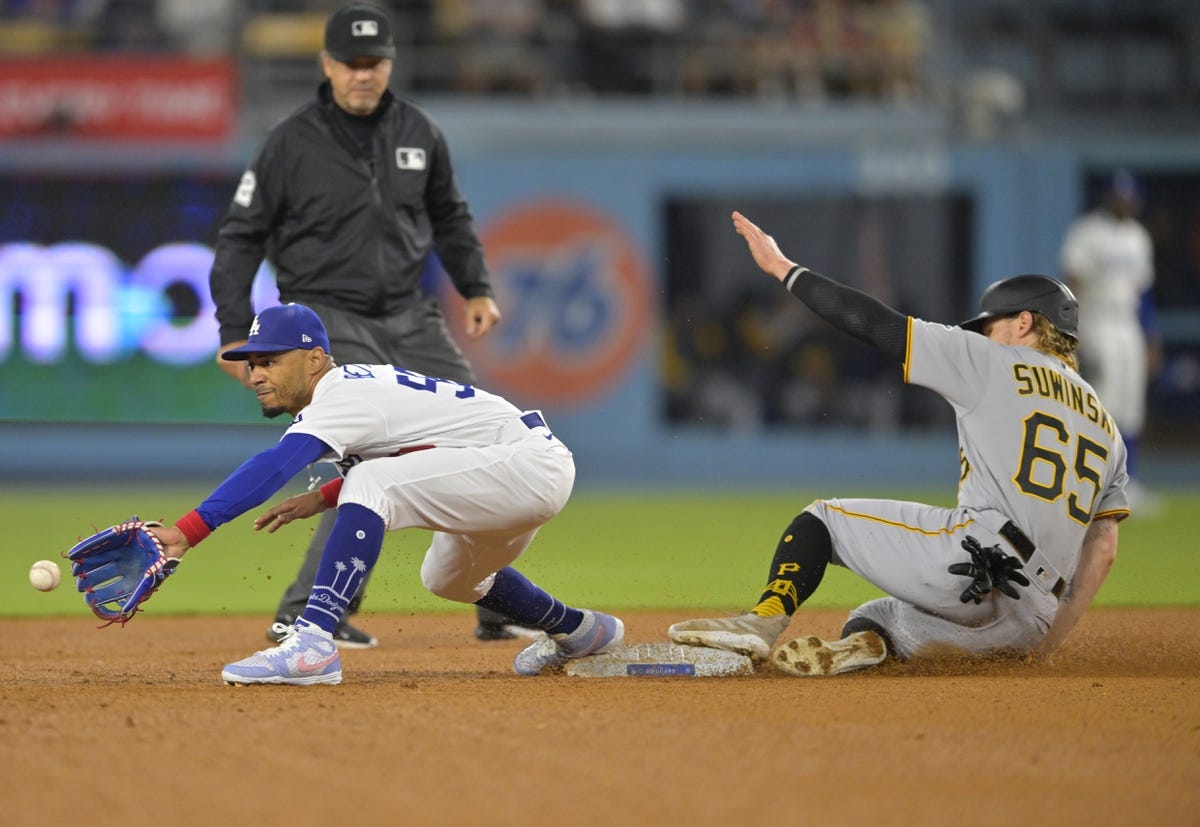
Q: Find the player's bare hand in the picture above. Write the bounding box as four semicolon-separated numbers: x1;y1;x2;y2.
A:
146;523;190;560
731;211;799;282
464;296;501;338
216;341;254;389
255;491;328;533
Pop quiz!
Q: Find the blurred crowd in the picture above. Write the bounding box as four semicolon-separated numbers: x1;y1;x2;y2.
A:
663;287;914;432
661;266;962;433
0;0;934;102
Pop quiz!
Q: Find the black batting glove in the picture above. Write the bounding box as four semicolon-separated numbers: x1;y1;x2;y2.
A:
948;535;994;604
987;548;1031;600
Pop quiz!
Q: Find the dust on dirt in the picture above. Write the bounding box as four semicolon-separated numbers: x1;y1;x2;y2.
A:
2;608;1197;826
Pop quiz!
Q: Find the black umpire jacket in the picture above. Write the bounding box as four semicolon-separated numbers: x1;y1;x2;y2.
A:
209;81;493;346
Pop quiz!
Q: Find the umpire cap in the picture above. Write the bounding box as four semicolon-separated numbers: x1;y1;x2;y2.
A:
324;3;395;62
959;274;1079;340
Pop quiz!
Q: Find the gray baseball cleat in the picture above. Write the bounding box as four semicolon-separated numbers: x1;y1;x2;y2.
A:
223;623;342;686
771;630;888;676
667;612;789;662
513;609;624;676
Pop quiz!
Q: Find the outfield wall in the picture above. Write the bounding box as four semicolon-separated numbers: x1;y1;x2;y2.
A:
2;103;1197;487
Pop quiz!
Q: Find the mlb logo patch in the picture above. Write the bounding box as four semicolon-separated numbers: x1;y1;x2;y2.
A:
351;20;379;37
396;148;427;170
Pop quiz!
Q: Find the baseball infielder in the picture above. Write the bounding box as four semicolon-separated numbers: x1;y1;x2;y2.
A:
670;212;1131;675
144;303;623;685
1060;169;1155;491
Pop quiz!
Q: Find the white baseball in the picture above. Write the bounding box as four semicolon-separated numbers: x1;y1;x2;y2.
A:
29;560;62;592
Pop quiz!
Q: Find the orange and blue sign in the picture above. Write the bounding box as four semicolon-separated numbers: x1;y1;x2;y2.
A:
450;199;654;408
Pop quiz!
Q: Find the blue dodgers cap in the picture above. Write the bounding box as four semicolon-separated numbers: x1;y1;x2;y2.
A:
1107;168;1143;201
221;303;331;361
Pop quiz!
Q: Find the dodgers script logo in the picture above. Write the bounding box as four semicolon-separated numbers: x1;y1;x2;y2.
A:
449;199;652;408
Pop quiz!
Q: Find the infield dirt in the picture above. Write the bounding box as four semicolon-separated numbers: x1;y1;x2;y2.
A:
3;608;1197;826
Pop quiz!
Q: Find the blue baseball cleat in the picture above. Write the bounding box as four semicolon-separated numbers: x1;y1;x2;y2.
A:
222;622;342;686
513;609;624;676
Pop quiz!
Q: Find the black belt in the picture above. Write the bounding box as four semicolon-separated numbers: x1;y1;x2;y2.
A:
999;521;1065;599
521;411;547;430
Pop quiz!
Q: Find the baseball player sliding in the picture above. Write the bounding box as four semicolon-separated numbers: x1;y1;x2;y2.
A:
142;303;622;685
670;212;1131;675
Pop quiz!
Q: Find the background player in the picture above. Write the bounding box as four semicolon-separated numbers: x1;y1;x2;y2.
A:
208;2;525;646
669;211;1130;675
143;303;622;685
1060;168;1160;512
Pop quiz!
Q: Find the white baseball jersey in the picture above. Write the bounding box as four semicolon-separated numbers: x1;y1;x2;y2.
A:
286;364;530;471
1059;210;1154;432
1060;210;1153;326
282;363;575;604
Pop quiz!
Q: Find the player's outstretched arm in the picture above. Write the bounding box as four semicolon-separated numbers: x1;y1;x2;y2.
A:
730;211;909;363
1035;516;1119;657
732;211;798;281
255;490;328;533
169;434;332;548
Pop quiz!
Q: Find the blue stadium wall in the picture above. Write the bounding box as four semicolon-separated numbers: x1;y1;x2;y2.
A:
2;103;1196;488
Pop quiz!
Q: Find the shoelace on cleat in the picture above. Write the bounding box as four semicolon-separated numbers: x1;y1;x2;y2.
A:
259;623;305;656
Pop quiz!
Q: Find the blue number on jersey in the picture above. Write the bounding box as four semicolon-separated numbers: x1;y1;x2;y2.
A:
393;367;475;399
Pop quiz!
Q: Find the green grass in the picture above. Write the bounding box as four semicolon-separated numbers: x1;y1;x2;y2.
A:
3;485;1196;618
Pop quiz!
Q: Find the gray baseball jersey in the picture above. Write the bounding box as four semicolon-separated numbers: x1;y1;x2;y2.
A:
911;319;1130;573
808;320;1131;658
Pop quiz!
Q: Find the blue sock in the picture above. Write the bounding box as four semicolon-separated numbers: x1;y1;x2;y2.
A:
475;567;583;636
299;503;384;634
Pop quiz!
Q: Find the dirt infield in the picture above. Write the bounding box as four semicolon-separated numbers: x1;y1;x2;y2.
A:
3;608;1197;826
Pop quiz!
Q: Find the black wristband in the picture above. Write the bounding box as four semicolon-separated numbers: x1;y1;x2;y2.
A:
784;265;808;290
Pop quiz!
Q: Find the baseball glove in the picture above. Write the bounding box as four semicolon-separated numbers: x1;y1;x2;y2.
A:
66;516;180;625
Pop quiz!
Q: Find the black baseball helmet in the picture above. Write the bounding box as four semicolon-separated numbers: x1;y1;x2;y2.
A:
959;274;1078;339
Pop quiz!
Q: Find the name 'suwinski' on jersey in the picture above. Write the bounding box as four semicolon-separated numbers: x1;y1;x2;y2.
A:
285;364;529;470
904;319;1130;574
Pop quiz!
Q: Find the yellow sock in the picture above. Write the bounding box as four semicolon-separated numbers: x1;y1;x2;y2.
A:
752;596;788;617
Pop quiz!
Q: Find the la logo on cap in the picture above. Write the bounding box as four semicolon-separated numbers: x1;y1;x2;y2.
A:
351;20;378;36
249;315;262;337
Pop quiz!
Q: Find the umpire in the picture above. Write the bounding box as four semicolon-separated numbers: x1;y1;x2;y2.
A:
209;2;522;646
